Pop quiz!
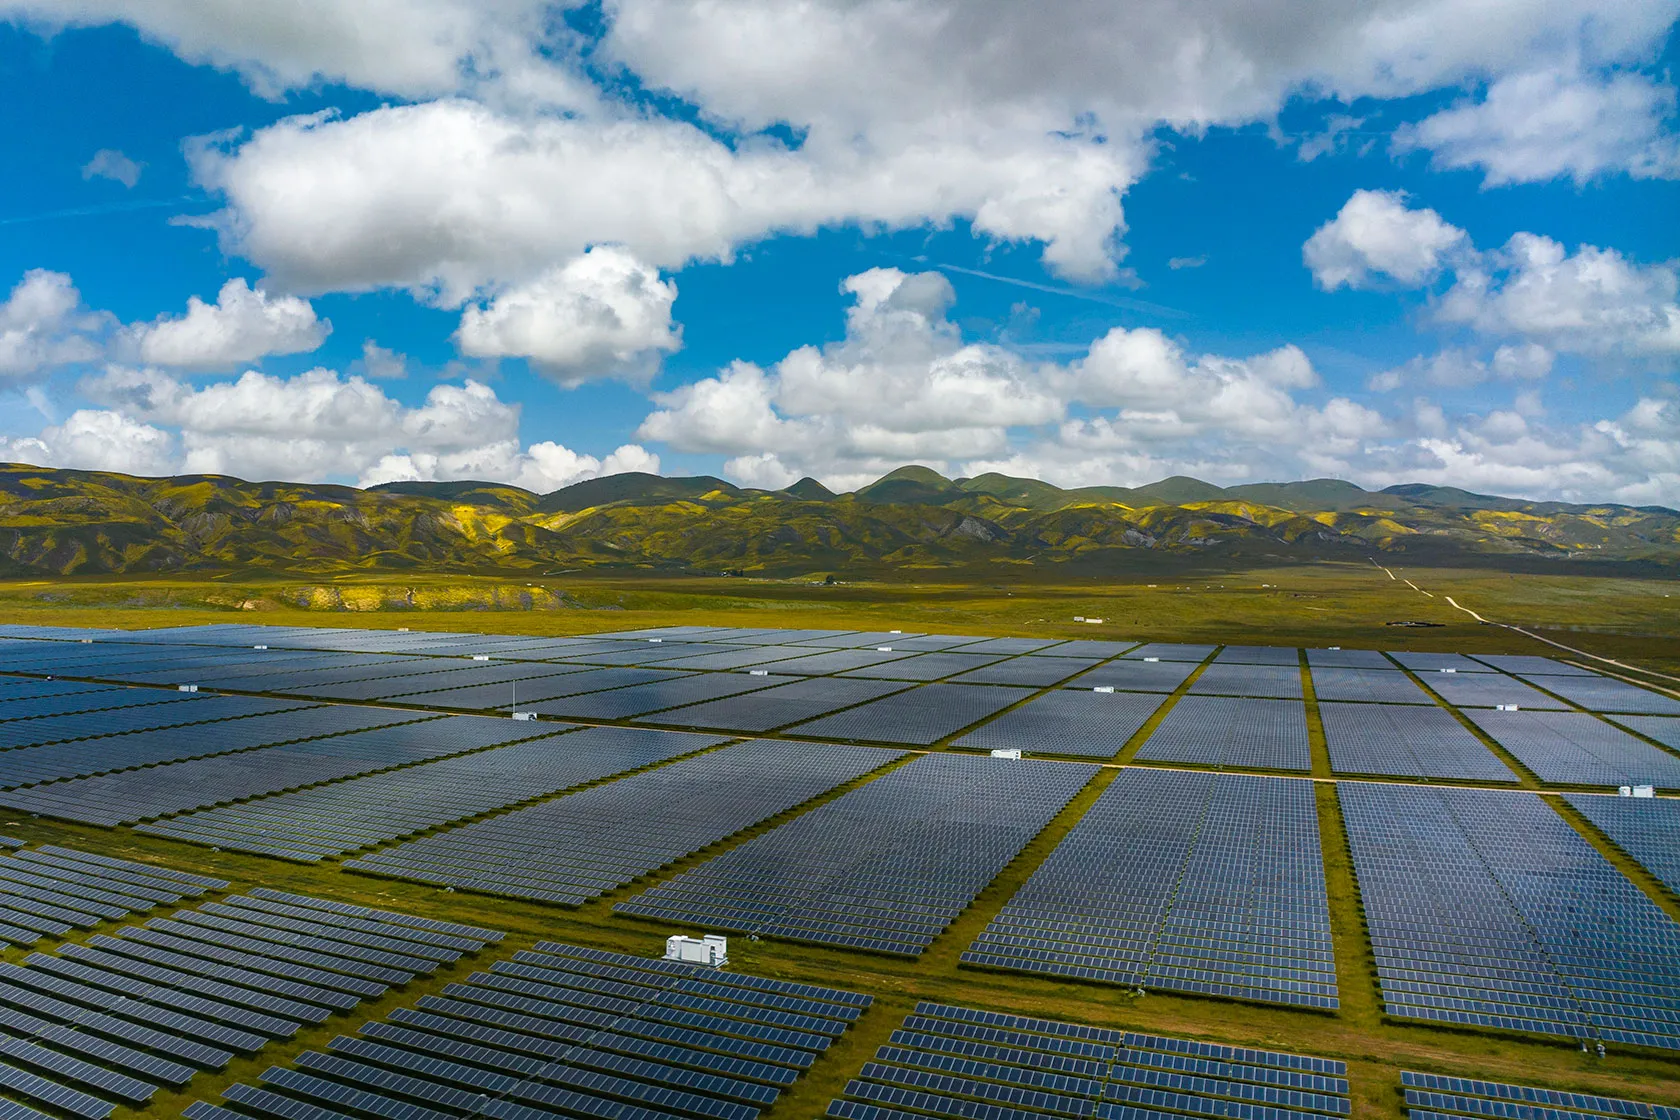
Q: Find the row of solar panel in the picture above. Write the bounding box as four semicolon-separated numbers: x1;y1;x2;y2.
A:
616;753;1099;956
0;886;500;1118
1340;782;1680;1051
827;1001;1352;1120
964;769;1338;1008
182;939;868;1120
346;738;905;905
0;845;224;949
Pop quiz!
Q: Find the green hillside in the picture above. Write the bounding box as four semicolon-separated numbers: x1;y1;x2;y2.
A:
1;461;1676;577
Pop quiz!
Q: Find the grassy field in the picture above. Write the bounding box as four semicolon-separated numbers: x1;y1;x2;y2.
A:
0;563;1677;1118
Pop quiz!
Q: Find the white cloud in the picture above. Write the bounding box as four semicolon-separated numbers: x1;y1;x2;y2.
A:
1303;189;1467;290
0;0;590;104
80;148;141;188
0;409;174;476
68;366;656;490
1396;68;1680;185
122;278;329;371
455;247;681;385
1167;256;1206;270
357;340;407;380
639;266;1386;490
1437;233;1680;358
0;270;108;381
639;267;1066;488
1367;343;1555;391
188;98;1142;299
147;2;1677;302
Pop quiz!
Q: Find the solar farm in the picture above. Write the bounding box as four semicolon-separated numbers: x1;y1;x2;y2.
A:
0;620;1671;1119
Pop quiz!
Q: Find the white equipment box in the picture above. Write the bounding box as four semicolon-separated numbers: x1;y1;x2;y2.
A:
666;934;729;966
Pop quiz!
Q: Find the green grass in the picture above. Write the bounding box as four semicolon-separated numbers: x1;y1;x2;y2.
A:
0;567;1678;1117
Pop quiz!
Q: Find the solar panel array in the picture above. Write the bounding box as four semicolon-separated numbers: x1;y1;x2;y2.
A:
646;677;912;733
789;684;1036;745
1566;793;1680;897
1188;662;1304;699
952;690;1169;758
1308;666;1430;704
0;846;225;948
185;939;868;1120
0;888;500;1119
1319;703;1517;781
1519;673;1680;715
137;724;727;862
1340;782;1680;1049
1400;1070;1680;1120
1123;643;1215;662
827;1001;1351;1120
616;753;1097;956
1063;658;1198;693
0;694;305;752
1466;710;1680;787
345;739;902;905
1305;648;1393;670
964;769;1336;1007
1423;673;1568;710
1134;696;1312;771
0;703;419;791
0;714;559;826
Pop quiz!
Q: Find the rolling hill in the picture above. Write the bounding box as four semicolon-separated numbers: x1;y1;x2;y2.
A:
0;461;1675;577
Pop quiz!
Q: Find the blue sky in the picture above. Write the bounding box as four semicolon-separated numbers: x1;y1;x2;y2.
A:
0;3;1677;502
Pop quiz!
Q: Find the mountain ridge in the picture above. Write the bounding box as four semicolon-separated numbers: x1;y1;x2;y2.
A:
1;461;1675;577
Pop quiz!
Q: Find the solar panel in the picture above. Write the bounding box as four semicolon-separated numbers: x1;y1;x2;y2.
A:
788;684;1036;745
1215;645;1301;665
0;713;556;826
643;677;914;733
1424;673;1568;710
1566;793;1680;898
1188;662;1303;699
952;690;1168;758
139;725;726;861
965;769;1336;1008
840;653;1010;681
1122;644;1214;662
1340;781;1680;1050
1135;696;1311;771
1320;703;1517;781
1399;1069;1680;1120
827;1002;1350;1120
1305;648;1393;670
345;739;903;905
0;889;499;1118
1466;709;1680;787
528;672;792;720
1061;659;1196;694
1518;673;1680;715
616;753;1096;956
948;656;1101;687
182;940;867;1120
1308;667;1430;704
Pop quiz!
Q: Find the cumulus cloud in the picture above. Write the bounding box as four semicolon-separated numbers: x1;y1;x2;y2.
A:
80;148;141;188
1303;190;1468;290
122;278;330;371
132;1;1674;301
639;267;1382;490
639;268;1065;488
356;340;407;381
0;409;174;476
0;270;108;381
187;99;1141;298
455;247;681;385
1437;233;1680;358
69;366;656;490
0;0;590;104
1396;68;1680;185
1368;343;1555;392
